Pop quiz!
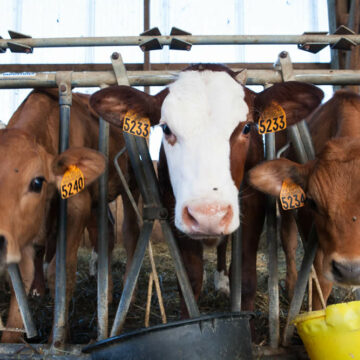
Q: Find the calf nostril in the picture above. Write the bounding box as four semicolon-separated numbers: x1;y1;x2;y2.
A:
332;260;344;280
183;206;199;228
0;235;7;253
220;205;233;227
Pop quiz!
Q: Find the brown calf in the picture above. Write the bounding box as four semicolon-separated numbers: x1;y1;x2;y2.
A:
90;64;323;321
249;90;360;308
1;89;139;342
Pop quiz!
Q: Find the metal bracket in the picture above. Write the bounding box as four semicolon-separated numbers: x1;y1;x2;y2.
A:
0;37;6;53
55;72;73;106
169;27;192;51
7;30;33;53
139;27;163;52
331;25;357;50
276;51;294;81
297;31;328;54
111;52;130;85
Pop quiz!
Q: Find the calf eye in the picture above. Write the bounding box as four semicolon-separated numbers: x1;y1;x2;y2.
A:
29;177;46;193
242;123;251;135
160;124;172;136
307;197;318;211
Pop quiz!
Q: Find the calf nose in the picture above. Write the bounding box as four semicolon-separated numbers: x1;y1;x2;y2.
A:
183;203;233;235
332;260;360;285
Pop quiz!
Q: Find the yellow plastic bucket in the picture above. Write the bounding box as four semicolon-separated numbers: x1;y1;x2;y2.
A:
293;301;360;360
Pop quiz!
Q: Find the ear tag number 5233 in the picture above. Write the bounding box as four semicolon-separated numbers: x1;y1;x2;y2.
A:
280;178;306;210
258;102;287;134
61;165;85;199
123;111;150;139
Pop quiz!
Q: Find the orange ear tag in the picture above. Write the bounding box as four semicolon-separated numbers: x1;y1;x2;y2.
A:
123;111;150;139
60;165;85;199
258;102;287;134
280;178;306;210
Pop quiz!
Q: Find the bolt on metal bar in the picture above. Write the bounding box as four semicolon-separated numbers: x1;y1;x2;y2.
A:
7;264;37;338
3;34;360;49
52;74;72;349
97;116;110;341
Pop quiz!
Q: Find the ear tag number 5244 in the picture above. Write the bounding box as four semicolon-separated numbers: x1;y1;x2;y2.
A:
61;165;85;199
280;178;306;210
123;111;150;139
258;102;287;134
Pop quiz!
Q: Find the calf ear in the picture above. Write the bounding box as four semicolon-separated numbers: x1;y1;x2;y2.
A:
254;81;324;126
90;85;168;128
247;158;311;196
51;147;106;190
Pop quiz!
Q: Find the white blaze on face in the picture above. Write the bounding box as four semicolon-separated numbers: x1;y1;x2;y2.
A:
161;70;249;237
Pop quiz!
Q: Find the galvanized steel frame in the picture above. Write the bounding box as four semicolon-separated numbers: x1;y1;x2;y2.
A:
0;31;360;357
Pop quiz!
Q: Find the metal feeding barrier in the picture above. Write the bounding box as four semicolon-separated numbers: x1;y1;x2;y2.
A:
0;30;359;358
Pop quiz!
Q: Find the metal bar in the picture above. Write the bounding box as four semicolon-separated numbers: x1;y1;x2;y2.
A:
231;207;242;312
7;264;37;338
296;120;316;160
282;225;318;346
4;69;360;88
0;62;332;72
265;131;280;348
97;116;109;340
52;76;72;348
159;220;200;318
3;34;360;49
287;125;309;164
110;221;154;337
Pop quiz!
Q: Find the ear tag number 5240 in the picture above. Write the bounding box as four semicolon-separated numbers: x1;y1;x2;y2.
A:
280;178;306;210
258;102;287;134
61;165;85;199
123;111;150;139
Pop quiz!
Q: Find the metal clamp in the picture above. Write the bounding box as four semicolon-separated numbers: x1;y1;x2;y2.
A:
169;27;192;51
298;31;328;54
55;72;73;106
139;28;163;52
7;30;33;54
331;25;357;50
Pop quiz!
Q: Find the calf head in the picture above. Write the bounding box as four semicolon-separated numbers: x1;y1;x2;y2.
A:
0;129;105;267
248;137;360;286
90;64;322;240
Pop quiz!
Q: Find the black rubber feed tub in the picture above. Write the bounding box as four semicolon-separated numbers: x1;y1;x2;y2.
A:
83;312;253;360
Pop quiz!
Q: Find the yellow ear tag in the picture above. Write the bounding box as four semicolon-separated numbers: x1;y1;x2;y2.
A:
123;111;150;139
258;102;287;134
60;165;85;199
280;178;306;210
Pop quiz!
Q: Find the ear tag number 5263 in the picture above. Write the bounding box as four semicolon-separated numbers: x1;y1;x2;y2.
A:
61;165;85;199
280;178;306;210
258;102;287;134
123;111;150;139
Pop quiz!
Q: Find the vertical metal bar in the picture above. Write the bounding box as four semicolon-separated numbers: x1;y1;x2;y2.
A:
97;116;109;340
231;195;242;312
159;220;200;318
7;264;37;338
144;0;150;95
52;76;72;348
110;221;154;337
287;125;309;164
296;120;315;160
265;131;279;348
282;225;318;346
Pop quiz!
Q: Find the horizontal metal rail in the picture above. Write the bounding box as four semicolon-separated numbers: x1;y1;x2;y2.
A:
1;34;360;49
0;62;332;73
3;69;360;88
